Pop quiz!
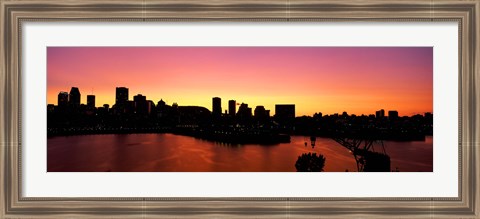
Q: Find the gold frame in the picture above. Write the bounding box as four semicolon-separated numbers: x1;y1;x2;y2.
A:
1;0;479;218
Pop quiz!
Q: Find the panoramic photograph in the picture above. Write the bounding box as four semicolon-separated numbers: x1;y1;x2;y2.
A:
46;47;433;172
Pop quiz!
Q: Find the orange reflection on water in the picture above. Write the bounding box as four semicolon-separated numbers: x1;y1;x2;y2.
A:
47;134;432;172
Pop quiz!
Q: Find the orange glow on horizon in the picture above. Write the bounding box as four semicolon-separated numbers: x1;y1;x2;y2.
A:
47;47;433;117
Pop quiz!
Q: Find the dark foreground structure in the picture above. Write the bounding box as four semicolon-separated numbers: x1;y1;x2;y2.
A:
47;87;432;172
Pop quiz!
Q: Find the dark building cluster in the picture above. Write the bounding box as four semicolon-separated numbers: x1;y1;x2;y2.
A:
48;87;294;136
47;87;433;143
295;109;433;141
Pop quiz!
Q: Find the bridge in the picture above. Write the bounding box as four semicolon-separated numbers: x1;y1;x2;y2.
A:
331;129;390;172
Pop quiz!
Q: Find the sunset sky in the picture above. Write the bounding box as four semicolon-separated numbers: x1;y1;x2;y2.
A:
47;47;433;117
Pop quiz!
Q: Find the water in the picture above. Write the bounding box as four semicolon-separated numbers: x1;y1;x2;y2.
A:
47;134;433;172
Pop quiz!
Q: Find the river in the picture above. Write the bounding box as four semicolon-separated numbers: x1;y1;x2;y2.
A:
47;134;433;172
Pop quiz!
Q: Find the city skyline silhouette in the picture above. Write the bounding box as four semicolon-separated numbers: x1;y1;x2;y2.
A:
47;47;433;116
49;85;430;118
47;84;433;172
47;47;434;172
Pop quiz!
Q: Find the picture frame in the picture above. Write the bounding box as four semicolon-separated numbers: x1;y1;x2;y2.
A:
1;0;478;218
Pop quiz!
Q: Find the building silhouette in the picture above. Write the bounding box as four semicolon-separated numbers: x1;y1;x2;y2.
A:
68;87;81;106
212;97;222;117
115;87;129;105
87;95;95;108
424;112;433;121
254;105;267;117
177;106;211;125
114;87;129;114
47;86;434;145
57;91;68;107
237;103;252;119
47;104;55;113
228;100;236;116
147;100;155;115
158;99;166;107
376;109;385;118
388;110;398;119
125;100;135;114
275;104;295;123
134;94;147;115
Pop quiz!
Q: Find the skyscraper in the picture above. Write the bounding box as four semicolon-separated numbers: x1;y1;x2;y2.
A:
237;103;252;118
68;87;80;106
134;94;147;115
57;91;68;107
274;104;295;126
388;110;399;119
212;97;222;117
254;106;267;118
376;109;385;118
228;100;236;116
147;100;155;115
87;95;95;108
275;104;295;119
115;87;129;105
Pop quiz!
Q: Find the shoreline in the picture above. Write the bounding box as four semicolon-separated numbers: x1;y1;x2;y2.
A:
47;128;430;143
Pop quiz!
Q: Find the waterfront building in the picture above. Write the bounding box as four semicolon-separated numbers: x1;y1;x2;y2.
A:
254;105;269;118
275;104;295;119
212;97;222;117
69;87;81;106
274;104;295;127
388;110;399;119
147;100;155;115
115;87;129;105
134;94;147;115
228;100;236;116
57;91;68;107
237;103;252;118
47;104;55;113
87;95;95;108
376;109;385;118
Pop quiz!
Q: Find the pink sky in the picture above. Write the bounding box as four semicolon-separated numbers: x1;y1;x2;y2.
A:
47;47;433;116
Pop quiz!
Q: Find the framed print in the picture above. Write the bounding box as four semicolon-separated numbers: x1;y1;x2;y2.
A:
1;0;479;218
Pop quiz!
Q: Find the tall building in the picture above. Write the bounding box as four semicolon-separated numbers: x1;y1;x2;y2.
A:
124;101;135;114
115;87;129;105
275;104;295;119
157;99;166;107
134;94;147;115
47;104;55;113
87;95;95;108
228;100;236;116
376;109;385;118
254;106;266;118
237;103;252;118
68;87;81;106
147;100;155;115
212;97;222;117
388;110;399;119
57;91;68;107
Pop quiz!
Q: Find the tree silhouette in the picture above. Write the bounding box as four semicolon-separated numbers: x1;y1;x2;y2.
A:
295;152;326;172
